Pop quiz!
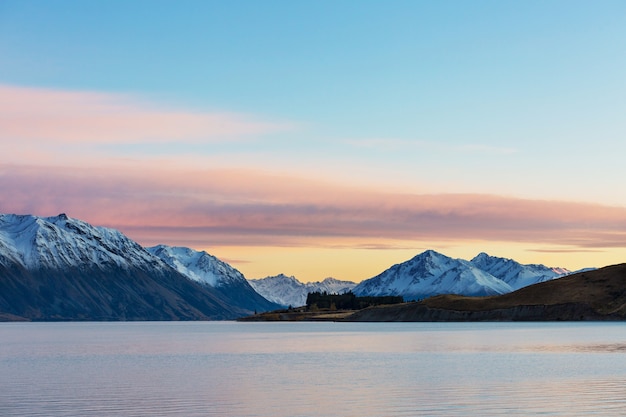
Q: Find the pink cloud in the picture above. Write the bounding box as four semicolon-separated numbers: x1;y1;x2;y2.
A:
0;84;291;144
2;163;626;250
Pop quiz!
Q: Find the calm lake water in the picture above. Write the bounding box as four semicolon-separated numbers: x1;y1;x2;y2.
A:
1;321;626;416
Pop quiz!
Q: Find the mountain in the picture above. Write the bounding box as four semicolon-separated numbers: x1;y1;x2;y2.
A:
0;213;252;320
248;274;357;307
347;263;626;321
470;252;570;290
147;245;281;313
353;250;513;300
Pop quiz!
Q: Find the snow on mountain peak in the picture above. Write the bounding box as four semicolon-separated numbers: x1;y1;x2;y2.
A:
0;213;153;270
1;213;585;312
353;250;513;300
248;274;357;307
472;252;490;262
470;252;570;290
146;244;246;287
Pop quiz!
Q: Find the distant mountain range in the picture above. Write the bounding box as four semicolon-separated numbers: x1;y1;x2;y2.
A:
353;250;513;300
251;250;580;306
470;252;571;290
248;274;356;307
348;264;626;321
0;213;593;321
352;250;575;301
0;214;279;321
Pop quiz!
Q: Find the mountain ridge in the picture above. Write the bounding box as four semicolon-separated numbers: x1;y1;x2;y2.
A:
354;250;513;300
470;252;570;290
0;214;271;320
248;250;579;307
347;263;626;321
0;213;591;321
248;274;357;307
148;244;281;313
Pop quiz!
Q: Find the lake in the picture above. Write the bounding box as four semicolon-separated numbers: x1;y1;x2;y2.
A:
1;321;626;416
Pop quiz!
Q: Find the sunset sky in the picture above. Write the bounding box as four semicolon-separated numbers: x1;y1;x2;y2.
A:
2;1;626;282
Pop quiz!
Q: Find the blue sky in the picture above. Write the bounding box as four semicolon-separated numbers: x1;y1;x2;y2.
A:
1;1;626;280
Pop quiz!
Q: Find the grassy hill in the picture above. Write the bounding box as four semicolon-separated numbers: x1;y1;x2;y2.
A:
346;264;626;321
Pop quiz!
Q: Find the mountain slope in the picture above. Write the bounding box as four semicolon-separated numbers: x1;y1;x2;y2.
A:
353;250;513;300
0;214;246;320
347;263;626;321
248;274;356;307
470;252;569;290
147;245;281;313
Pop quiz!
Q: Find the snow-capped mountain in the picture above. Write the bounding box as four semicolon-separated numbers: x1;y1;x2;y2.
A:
0;213;265;320
470;252;570;290
0;213;591;320
249;251;575;306
353;250;514;300
147;245;244;287
147;244;280;313
0;213;155;271
314;277;357;295
248;274;357;307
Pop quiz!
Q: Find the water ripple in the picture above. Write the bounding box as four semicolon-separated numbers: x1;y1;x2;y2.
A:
2;322;626;416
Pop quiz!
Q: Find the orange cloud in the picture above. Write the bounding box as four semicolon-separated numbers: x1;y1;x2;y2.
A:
0;84;291;144
2;163;626;251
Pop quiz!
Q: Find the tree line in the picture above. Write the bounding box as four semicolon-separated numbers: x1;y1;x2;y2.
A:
305;291;403;311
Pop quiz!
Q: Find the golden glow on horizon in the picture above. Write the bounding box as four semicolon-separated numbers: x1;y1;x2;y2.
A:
4;160;626;283
3;83;626;282
3;0;626;291
204;240;626;283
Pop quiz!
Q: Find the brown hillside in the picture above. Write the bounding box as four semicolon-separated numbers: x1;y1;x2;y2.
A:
347;264;626;321
425;264;626;315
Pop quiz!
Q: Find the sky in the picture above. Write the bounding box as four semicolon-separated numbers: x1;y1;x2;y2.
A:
1;0;626;282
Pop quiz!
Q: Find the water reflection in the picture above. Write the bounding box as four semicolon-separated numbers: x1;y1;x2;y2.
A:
1;322;626;416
